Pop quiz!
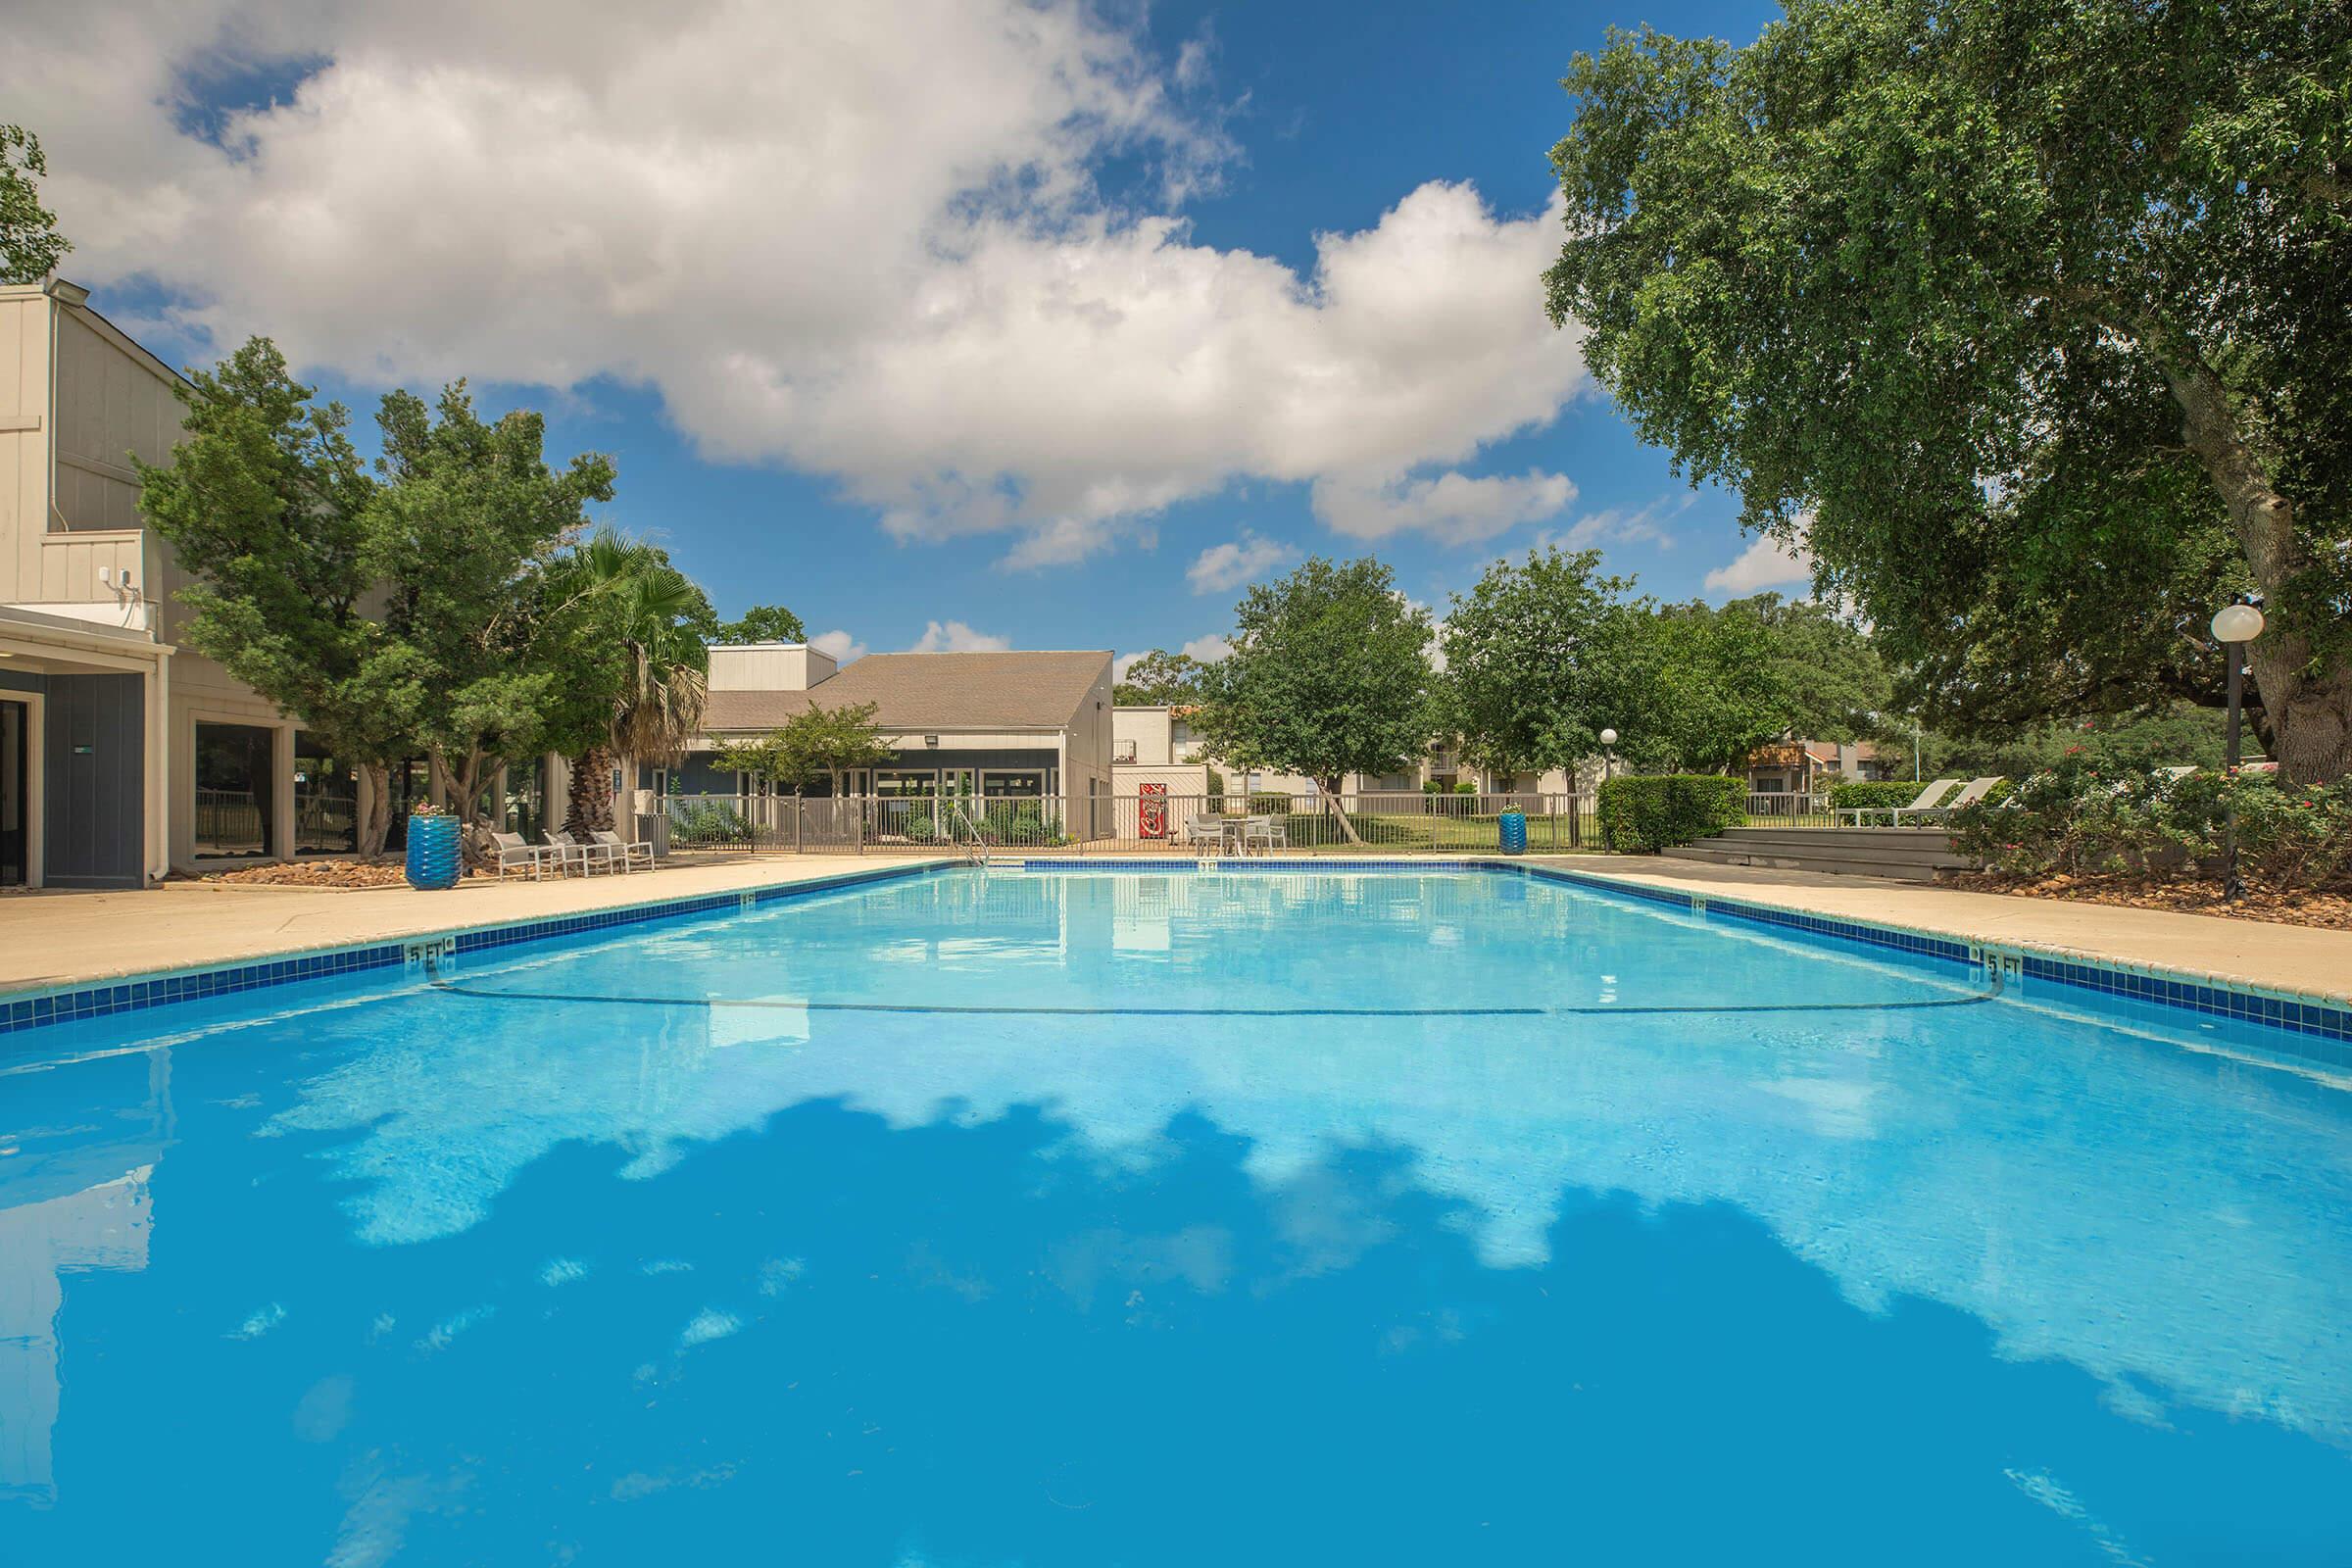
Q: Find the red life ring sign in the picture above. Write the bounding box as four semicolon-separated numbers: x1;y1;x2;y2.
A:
1139;782;1168;839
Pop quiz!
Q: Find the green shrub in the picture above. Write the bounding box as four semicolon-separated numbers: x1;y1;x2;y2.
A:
1596;774;1745;853
1945;762;2352;889
671;801;746;843
1829;780;1933;812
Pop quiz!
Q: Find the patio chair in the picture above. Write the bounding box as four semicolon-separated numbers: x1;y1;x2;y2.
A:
1888;775;2002;824
1242;813;1287;855
1840;778;1960;826
488;830;559;880
1179;815;1229;852
549;828;619;874
540;829;596;876
592;828;656;872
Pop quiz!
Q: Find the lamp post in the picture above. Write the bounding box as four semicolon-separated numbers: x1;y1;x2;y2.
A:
2209;602;2266;902
1598;728;1618;784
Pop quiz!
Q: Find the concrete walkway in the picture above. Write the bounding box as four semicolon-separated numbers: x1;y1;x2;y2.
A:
1540;855;2352;1004
0;856;953;994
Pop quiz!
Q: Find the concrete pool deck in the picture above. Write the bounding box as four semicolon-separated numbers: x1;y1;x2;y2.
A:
1536;854;2352;1005
0;856;955;994
1;850;2345;1007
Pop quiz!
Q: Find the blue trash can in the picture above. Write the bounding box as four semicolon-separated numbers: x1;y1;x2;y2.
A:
405;812;462;890
1498;807;1528;855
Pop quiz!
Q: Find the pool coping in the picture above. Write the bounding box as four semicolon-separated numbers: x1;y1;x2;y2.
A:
1020;856;2352;1053
0;859;937;1037
3;855;2346;1055
1509;861;2352;1052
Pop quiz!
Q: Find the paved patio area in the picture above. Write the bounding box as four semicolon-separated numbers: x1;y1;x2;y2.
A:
0;855;953;994
1541;855;2352;1004
4;850;2346;1006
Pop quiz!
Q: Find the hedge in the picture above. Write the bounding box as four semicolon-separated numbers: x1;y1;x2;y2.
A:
1596;774;1746;853
1828;780;1931;813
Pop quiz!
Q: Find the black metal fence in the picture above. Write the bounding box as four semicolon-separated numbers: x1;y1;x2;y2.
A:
654;791;1592;856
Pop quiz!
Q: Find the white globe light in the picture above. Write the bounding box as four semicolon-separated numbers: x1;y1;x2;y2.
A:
2211;604;2266;643
1599;728;1619;746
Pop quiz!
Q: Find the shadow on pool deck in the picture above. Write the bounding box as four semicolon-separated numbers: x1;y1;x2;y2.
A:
21;1078;2345;1567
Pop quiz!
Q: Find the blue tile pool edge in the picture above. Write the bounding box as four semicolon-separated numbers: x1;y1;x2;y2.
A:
0;859;944;1038
1017;856;2352;1053
1512;861;2352;1053
6;855;2345;1056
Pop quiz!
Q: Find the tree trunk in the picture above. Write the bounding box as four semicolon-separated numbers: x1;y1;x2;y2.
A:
2143;321;2351;783
447;750;493;870
2263;661;2352;785
357;761;392;860
565;747;615;837
1318;777;1364;845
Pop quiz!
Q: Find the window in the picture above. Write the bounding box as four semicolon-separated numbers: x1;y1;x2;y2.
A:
981;770;1044;799
873;769;941;798
193;722;276;859
294;733;358;855
383;758;430;849
503;756;549;845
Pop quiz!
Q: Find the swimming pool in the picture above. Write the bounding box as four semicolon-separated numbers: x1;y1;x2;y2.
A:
3;865;2347;1564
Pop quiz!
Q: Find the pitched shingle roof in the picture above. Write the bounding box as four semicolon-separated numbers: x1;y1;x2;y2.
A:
702;650;1110;734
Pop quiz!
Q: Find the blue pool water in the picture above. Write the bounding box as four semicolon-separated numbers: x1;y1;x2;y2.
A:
3;867;2347;1565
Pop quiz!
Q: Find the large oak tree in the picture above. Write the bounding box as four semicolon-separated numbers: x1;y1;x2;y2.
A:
1544;0;2352;780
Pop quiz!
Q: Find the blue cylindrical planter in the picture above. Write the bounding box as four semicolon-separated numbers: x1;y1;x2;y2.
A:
1498;808;1528;855
404;813;462;890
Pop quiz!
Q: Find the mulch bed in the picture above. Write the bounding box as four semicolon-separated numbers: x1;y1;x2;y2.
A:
173;860;486;890
1942;870;2352;931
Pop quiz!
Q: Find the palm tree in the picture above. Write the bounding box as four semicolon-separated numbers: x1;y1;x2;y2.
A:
558;528;710;839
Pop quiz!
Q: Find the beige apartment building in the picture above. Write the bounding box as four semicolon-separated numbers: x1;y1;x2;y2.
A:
682;643;1116;828
1;278;581;887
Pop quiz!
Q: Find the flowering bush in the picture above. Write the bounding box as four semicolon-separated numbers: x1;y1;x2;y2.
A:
1948;762;2352;889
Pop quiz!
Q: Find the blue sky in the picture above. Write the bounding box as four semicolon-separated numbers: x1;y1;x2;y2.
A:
18;0;1802;668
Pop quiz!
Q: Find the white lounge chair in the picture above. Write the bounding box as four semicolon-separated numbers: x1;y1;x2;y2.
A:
1841;778;1960;826
1889;775;2002;824
540;829;594;876
549;828;619;874
593;828;656;872
489;830;559;880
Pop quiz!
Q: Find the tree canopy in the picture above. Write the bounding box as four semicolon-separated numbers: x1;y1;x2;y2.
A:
0;124;69;283
713;604;808;645
367;382;619;829
717;702;889;796
1544;0;2352;781
1113;649;1213;707
137;339;411;853
1439;546;1649;781
1194;558;1435;840
1728;593;1895;745
1639;602;1800;775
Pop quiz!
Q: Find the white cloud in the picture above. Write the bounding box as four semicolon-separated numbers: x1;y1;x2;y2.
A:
1114;632;1229;683
1536;493;1693;553
808;628;867;665
1312;469;1576;545
7;1;1587;565
1704;529;1816;595
1179;633;1232;663
906;619;1010;654
1186;533;1294;594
